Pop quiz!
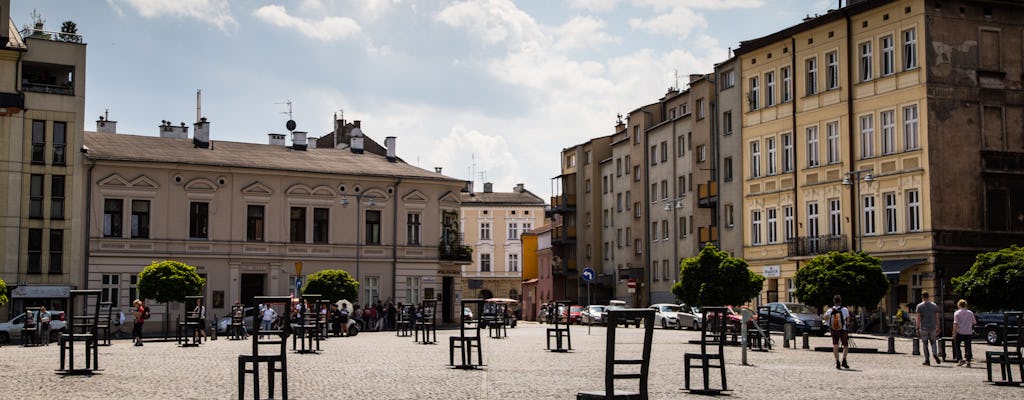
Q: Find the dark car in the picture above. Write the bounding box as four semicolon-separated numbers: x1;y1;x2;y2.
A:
758;302;825;335
973;311;1021;345
217;307;255;335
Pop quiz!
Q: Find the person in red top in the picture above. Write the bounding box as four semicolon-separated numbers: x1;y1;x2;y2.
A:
132;299;146;346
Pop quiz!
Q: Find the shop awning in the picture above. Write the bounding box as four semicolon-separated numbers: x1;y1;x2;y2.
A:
10;285;72;298
881;259;927;276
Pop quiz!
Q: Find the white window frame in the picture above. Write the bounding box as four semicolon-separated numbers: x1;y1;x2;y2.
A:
480;253;492;272
860;114;875;158
751;210;763;245
767;207;778;244
807;126;820;167
903;104;919;150
807;202;820;238
767;137;777;176
859;42;873;81
863;195;876;236
829;198;842;237
480;222;491;240
783;205;794;240
765;71;776;106
782;133;793;172
750;140;761;178
806;57;818;95
508;253;520;272
881;110;896;155
405;276;420;305
826;121;840;164
907;189;921;232
749;76;760;110
903;28;917;70
884;192;898;234
781;66;793;102
827;51;839;89
881;35;895;76
364;276;380;304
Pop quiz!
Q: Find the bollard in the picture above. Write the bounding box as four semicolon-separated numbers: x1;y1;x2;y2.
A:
887;335;895;354
783;323;794;348
802;332;810;350
912;337;920;356
211;314;218;341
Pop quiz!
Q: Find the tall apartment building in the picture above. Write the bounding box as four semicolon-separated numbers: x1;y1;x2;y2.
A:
736;0;1024;310
0;4;87;318
459;182;545;302
714;57;745;256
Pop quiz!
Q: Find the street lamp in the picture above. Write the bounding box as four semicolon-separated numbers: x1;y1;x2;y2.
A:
842;169;874;252
340;193;376;301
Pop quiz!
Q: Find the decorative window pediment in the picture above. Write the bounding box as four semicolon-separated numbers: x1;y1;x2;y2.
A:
403;190;429;203
185;178;218;193
242;181;273;196
439;191;461;207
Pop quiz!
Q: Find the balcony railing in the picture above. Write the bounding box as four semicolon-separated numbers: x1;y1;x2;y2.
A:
698;226;719;245
20;28;83;44
552;225;577;244
552;258;577;275
439;234;473;262
550;193;577;212
786;235;848;257
697;181;718;208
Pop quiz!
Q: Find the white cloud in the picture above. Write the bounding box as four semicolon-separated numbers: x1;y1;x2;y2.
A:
117;0;238;31
436;0;545;47
565;0;619;12
552;16;620;52
629;6;707;39
253;5;362;42
633;0;764;10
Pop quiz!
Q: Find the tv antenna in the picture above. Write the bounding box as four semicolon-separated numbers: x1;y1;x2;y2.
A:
276;100;296;131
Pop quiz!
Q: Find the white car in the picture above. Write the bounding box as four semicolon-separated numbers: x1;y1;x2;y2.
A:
0;311;67;343
649;304;683;329
677;304;703;330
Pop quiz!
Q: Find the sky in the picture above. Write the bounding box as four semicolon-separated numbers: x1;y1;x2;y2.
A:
14;0;838;199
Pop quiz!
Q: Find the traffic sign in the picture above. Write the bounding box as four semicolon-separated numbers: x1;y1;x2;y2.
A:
627;279;637;289
582;267;595;282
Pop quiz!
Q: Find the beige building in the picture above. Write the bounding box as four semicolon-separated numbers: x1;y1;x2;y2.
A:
459;183;545;301
83;119;471;326
0;5;87;318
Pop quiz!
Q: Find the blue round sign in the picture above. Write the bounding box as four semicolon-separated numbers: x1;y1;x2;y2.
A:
582;267;595;282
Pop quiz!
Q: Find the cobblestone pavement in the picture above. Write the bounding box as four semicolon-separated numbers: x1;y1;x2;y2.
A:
0;322;1020;399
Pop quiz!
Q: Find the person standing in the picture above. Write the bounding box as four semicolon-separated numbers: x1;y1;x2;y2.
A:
916;292;941;365
193;298;207;340
824;294;851;369
952;299;977;367
260;304;277;334
132;299;146;346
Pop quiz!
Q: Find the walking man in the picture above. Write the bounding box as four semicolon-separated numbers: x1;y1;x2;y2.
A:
952;299;977;367
824;294;851;369
916;292;941;365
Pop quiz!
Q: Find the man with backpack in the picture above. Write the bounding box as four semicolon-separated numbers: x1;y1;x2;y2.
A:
916;292;941;366
824;294;851;370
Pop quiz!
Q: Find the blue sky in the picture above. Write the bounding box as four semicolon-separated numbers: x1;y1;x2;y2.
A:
15;0;835;198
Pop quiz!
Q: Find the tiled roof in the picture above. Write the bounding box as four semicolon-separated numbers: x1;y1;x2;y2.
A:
459;190;546;206
83;131;464;183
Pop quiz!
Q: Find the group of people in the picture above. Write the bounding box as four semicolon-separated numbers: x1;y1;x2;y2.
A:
824;291;978;370
21;305;53;345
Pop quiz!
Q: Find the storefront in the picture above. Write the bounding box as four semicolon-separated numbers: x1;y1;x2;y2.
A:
7;285;72;317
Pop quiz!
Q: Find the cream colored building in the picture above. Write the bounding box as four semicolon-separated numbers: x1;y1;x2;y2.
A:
459;183;545;301
0;5;87;318
83;120;471;326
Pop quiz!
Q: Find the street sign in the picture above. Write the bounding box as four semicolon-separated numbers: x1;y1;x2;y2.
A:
294;277;303;294
582;267;595;282
627;279;636;293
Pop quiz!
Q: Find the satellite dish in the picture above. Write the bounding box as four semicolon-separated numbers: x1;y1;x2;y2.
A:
286;120;297;132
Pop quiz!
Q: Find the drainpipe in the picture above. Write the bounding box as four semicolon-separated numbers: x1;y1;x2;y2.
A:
790;36;801;298
641;110;652;307
844;8;858;252
392;177;401;302
84;157;95;291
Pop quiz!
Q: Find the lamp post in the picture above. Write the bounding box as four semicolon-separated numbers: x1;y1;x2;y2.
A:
340;194;376;301
842;169;874;252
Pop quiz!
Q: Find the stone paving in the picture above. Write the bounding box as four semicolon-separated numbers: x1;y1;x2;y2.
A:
0;322;1020;399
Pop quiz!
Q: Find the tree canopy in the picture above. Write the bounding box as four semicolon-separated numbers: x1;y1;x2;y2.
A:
0;278;8;307
952;245;1024;311
793;251;888;310
303;269;359;303
137;260;206;304
671;244;763;307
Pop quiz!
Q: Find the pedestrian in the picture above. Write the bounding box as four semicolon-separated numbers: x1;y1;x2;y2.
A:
193;297;207;340
260;304;277;335
952;299;977;367
916;292;941;365
339;303;350;336
823;294;851;369
38;305;52;345
132;299;146;346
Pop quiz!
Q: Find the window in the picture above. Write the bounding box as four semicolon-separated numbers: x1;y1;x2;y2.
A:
616;158;622;176
50;175;65;219
507;222;519;240
863;195;876;236
31;120;45;164
826;121;840;164
130;200;150;239
626;191;632;211
633;126;640;144
827;51;839;89
651;221;658;242
103;199;123;237
859;42;873;81
725;204;735;227
586;244;592;259
508;253;519;272
829;198;842;237
407;212;422;245
765;71;776;106
616;193;622;212
633;202;641;219
29;174;44;219
766;137;777;176
625;156;631;174
27;228;42;274
723;110;733;135
677;135;686;156
49;230;63;273
807;126;820;167
698;145;706;162
523;222;532;232
633;165;640;180
902;28;917;70
806;57;818;95
749;76;759;110
721;69;735;88
365;210;381;245
907;189;921;232
783;205;795;240
52;121;66;165
782;133;793;172
750;140;761;178
697;98;705;119
364;276;380;304
781;66;793;102
584;150;591;164
405;276;420;305
602;176;608;193
884;192;898;234
860;115;875;158
881;35;895;76
312;208;329;243
680;216;688;237
767;208;778;244
751;210;762;245
660;180;668;200
129;275;139;305
481;222;491;240
807;202;820;250
660;141;668;163
585;179;591;193
616;229;623;247
903;104;919;150
290;207;306;243
247;205;265;241
190;202;209;239
101;274;120;308
634;238;642;253
652;261;660;281
881;110;896;154
566;153;576;168
603;209;609;227
724;157;734;182
650;145;657;166
662;219;669;240
678;176;686;197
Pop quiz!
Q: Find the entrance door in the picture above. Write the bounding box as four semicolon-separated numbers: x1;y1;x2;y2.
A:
442;277;453;323
240;274;265;308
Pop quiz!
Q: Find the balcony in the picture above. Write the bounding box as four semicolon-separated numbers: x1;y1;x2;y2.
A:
981;150;1024;172
439;234;473;263
786;235;848;257
552;257;578;275
551;225;577;245
550;193;577;213
22;61;75;96
698;226;719;246
697;181;718;208
21;28;84;44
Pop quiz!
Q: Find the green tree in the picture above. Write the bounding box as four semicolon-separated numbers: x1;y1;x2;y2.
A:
137;260;206;303
303;269;359;302
952;245;1024;311
672;244;763;307
794;251;888;310
0;278;8;307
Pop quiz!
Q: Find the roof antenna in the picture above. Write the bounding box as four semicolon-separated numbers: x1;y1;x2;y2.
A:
276;100;295;131
674;69;679;90
196;89;202;122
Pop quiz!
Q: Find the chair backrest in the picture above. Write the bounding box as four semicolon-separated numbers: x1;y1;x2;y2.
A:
460;299;484;338
700;307;729;356
1003;311;1022;354
604;308;655;398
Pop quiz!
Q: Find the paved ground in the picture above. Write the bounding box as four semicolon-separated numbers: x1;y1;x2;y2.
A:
0;322;1020;399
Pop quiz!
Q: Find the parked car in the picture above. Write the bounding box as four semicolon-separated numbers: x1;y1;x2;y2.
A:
974;311;1021;345
0;310;66;343
757;302;825;335
649;303;682;329
603;300;642;327
568;305;584;324
581;305;606;325
463;307;474;320
707;305;758;333
676;304;703;330
216;307;255;335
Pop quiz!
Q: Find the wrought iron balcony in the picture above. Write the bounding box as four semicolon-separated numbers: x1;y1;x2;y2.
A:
786;235;848;257
439;235;473;262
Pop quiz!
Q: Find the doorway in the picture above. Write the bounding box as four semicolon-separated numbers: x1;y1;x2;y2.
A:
240;274;265;308
442;277;453;323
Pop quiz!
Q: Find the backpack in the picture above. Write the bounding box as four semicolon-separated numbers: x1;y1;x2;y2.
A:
143;306;152;320
830;306;844;331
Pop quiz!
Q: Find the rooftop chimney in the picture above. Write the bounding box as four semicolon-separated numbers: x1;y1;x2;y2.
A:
291;131;307;151
350;120;364;154
268;133;286;146
159;120;189;139
484;182;493;193
515;183;525;193
0;1;11;47
96;116;117;134
434;167;443;174
385;136;396;162
689;74;702;83
307;136;317;149
193;117;210;148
